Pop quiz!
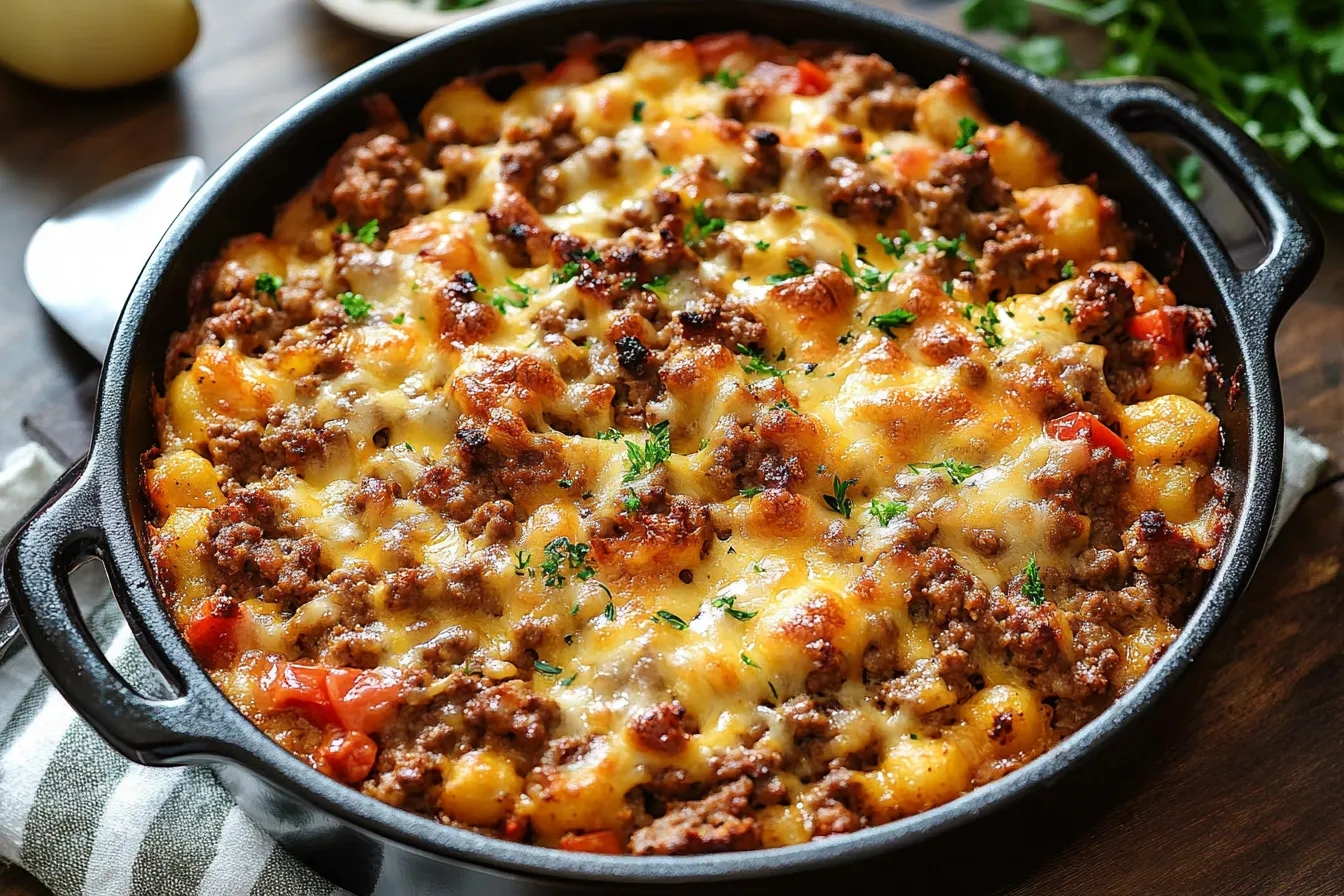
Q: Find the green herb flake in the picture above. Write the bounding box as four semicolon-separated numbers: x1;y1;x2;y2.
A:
353;220;379;244
653;610;689;630
969;301;1004;347
1023;554;1046;606
712;595;757;621
824;475;858;518
621;492;641;512
869;497;908;527
684;201;726;247
1061;259;1077;279
534;660;563;675
840;252;896;293
514;550;534;578
621;420;672;482
1063;306;1075;324
741;652;762;669
869;308;918;336
551;261;581;284
876;230;912;257
595;428;624;441
736;344;785;377
338;291;371;320
909;459;982;485
703;69;743;88
739;486;764;498
392;313;405;324
954;117;980;151
765;257;813;285
754;240;771;251
641;274;670;296
255;272;282;297
540;537;594;588
559;672;578;686
632;99;646;122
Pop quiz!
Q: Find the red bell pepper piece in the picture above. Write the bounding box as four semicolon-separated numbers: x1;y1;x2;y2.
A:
1126;308;1184;360
1045;411;1132;461
319;730;378;784
559;830;623;854
325;668;402;734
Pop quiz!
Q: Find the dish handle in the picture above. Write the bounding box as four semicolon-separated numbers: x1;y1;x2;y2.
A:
2;457;224;765
1062;77;1323;333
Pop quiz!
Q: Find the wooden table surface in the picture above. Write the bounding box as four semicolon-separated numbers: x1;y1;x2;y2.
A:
0;1;1340;893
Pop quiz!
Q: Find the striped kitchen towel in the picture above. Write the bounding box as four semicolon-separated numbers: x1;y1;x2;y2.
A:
0;432;1331;896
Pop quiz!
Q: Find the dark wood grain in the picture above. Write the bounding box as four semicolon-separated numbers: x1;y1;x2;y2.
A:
0;1;1340;894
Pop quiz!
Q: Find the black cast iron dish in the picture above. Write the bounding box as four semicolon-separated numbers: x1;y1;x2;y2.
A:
2;0;1322;892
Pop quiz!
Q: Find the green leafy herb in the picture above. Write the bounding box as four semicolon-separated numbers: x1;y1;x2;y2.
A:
824;475;858;518
642;274;670;297
684;201;726;247
1063;306;1075;323
632;99;646;122
514;550;534;578
954;117;980;150
551;261;581;284
754;240;771;251
870;308;917;336
739;486;764;498
765;257;813;285
558;478;574;489
741;652;762;669
490;277;538;313
392;313;405;324
255;272;282;298
712;595;757;620
621;492;642;512
541;537;594;588
621;420;672;482
661;165;677;175
338;291;371;320
968;301;1004;347
1023;554;1045;606
653;610;689;630
703;69;744;88
335;222;352;236
1061;259;1076;279
942;280;956;297
876;230;912;257
534;660;563;675
736;344;785;377
353;219;379;244
559;672;578;686
869;497;908;526
909;459;982;485
604;598;617;621
840;252;896;293
595;428;623;441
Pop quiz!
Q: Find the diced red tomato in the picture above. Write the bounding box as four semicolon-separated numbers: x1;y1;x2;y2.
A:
256;659;338;727
1126;308;1184;360
559;830;623;854
692;32;754;72
183;595;239;666
547;54;601;84
319;730;378;784
325;668;402;734
501;815;529;842
1045;411;1132;461
792;59;831;96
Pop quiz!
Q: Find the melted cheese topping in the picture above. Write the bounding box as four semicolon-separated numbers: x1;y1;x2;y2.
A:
146;37;1227;852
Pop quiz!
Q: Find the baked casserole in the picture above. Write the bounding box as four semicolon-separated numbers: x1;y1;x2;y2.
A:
144;33;1229;855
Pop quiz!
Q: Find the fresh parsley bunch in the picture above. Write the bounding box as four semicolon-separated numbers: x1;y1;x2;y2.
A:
964;0;1344;210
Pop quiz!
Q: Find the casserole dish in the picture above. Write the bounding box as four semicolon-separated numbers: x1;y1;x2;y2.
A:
2;0;1321;892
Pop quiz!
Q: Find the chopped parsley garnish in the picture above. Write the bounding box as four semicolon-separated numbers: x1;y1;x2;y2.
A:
943;280;956;297
703;69;744;88
621;420;672;482
869;308;918;336
621;276;637;289
1023;554;1045;606
604;597;617;621
824;475;858;518
765;257;812;284
392;313;405;324
559;672;578;686
533;660;563;675
661;165;677;176
354;219;379;244
255;272;282;299
740;652;762;669
754;240;771;251
402;442;413;450
1061;259;1076;278
632;99;646;122
684;201;726;247
514;550;534;578
711;595;757;620
699;438;709;451
934;233;967;256
954;117;980;150
876;230;912;257
652;610;689;630
869;497;908;526
335;222;351;236
840;252;896;293
338;291;371;320
595;428;623;441
540;537;594;588
621;492;641;512
575;247;601;263
642;274;670;297
909;459;982;485
736;344;785;377
772;398;799;414
551;261;581;284
490;277;537;313
558;477;574;488
739;486;764;498
968;301;1004;347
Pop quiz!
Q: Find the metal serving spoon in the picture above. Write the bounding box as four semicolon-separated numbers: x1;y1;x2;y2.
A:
24;156;206;359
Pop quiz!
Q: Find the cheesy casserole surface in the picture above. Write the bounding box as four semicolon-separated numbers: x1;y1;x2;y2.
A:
146;34;1229;855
